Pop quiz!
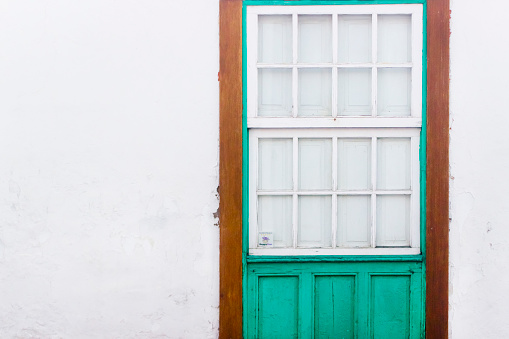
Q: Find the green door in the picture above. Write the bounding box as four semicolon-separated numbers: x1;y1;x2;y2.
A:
243;2;426;338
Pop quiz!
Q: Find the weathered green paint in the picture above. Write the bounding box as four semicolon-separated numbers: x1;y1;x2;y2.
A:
420;5;427;337
247;262;424;338
257;276;300;338
371;275;411;338
314;275;356;338
242;2;428;337
242;3;249;338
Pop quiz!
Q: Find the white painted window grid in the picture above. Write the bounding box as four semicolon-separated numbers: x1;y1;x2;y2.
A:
246;5;423;256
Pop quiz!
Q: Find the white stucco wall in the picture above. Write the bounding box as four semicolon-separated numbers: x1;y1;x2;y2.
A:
449;1;509;338
0;1;219;338
2;0;509;338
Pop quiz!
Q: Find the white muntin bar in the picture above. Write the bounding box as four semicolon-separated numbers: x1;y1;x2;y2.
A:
371;14;378;117
292;13;298;118
331;136;338;248
371;136;377;248
292;137;298;248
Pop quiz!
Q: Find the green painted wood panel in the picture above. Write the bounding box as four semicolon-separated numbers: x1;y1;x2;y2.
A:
314;275;356;339
258;276;299;338
370;275;411;338
247;262;423;338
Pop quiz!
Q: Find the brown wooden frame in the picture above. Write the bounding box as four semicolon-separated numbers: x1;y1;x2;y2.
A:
218;0;449;337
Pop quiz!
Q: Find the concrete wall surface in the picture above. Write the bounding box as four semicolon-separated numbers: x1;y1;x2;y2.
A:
0;1;220;338
449;0;509;338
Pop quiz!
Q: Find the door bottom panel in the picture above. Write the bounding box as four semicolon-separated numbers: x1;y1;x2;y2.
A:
246;261;423;339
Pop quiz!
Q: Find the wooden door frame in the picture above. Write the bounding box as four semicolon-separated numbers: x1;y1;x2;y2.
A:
218;0;449;337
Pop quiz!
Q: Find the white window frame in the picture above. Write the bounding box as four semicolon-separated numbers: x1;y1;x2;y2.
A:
246;4;423;256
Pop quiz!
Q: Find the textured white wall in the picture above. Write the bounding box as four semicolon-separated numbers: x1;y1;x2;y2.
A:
450;1;509;337
0;1;219;338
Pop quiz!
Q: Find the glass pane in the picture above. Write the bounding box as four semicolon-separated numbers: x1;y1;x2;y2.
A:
258;68;292;117
338;15;372;63
299;138;332;190
376;195;410;246
258;196;293;248
338;138;371;190
298;68;332;116
377;68;411;117
337;195;371;247
298;15;332;63
378;15;411;63
377;138;411;190
298;196;332;247
258;138;293;190
338;68;371;116
258;15;292;64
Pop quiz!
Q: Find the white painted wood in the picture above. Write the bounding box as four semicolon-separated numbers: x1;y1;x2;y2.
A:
377;138;411;190
292;14;298;118
258;195;293;247
338;68;372;116
248;5;424;16
257;190;412;196
337;138;371;190
410;135;421;248
378;15;411;63
247;117;422;129
249;133;259;249
298;15;332;63
371;14;378;118
258;68;292;117
298;138;332;190
371;136;377;248
250;128;420;138
376;195;410;246
249;247;421;256
338;15;372;63
338;195;371;247
298;68;332;116
298;195;332;247
258;138;293;190
331;136;338;248
292;137;298;248
377;68;411;117
258;15;292;64
246;11;258;119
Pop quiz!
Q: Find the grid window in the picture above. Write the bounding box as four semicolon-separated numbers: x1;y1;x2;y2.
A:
247;5;423;255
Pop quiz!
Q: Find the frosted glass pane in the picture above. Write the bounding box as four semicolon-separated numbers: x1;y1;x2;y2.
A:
338;15;371;63
299;138;332;190
258;15;292;64
337;196;371;247
298;196;332;247
376;195;410;246
377;68;411;117
258;68;292;117
299;68;332;116
338;138;371;190
258;196;293;248
298;15;332;63
377;138;411;190
378;15;411;63
338;68;371;116
258;138;293;190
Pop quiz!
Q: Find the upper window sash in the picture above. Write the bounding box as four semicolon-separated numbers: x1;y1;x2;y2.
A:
246;4;423;128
